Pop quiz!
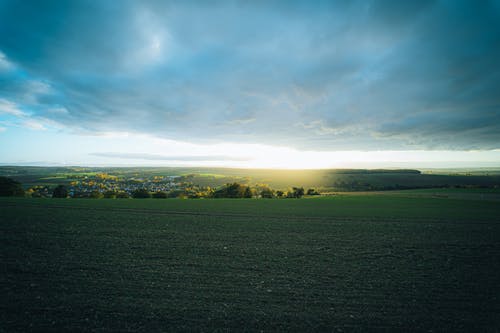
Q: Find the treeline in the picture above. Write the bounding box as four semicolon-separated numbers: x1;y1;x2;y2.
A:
210;183;318;199
331;169;421;175
54;183;319;199
61;183;318;199
0;177;319;199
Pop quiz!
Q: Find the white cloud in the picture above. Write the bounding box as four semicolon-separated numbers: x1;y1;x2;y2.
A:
28;80;51;94
22;120;46;131
47;107;69;115
0;99;51;131
0;51;14;71
0;99;26;117
226;117;256;125
16;80;53;104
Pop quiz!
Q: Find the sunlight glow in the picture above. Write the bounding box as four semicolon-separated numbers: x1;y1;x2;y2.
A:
2;129;500;168
47;132;500;168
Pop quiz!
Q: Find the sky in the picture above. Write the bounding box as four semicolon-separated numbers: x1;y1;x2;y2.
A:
1;0;500;169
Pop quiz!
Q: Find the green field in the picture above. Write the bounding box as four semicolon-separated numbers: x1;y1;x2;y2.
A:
2;166;500;191
1;194;500;331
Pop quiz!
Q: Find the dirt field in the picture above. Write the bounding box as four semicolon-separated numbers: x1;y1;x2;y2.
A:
1;195;500;331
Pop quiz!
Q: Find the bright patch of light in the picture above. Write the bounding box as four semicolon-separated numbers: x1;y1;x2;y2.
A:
65;132;500;169
2;130;500;168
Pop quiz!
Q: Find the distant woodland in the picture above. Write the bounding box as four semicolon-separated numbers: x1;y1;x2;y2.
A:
1;166;499;199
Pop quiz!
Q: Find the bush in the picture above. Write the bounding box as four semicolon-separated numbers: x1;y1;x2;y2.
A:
284;187;304;198
103;190;117;198
260;187;274;198
167;190;185;198
152;191;168;198
307;188;320;195
0;177;24;197
52;185;68;198
132;189;151;198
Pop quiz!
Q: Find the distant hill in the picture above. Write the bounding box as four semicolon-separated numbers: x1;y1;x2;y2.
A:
1;166;500;192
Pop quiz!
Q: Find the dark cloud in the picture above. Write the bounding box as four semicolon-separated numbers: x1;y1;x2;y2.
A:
0;0;499;150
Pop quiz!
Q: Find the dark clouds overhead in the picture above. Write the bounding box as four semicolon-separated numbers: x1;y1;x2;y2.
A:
1;0;499;150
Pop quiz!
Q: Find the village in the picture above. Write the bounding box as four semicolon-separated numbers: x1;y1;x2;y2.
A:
21;172;311;199
25;173;199;198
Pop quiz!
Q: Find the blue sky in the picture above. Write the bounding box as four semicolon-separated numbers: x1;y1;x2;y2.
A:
1;0;500;168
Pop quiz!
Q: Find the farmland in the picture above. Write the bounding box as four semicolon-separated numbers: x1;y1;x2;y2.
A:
1;192;500;331
2;166;500;195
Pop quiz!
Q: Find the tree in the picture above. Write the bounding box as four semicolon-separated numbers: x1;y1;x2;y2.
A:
285;187;305;198
260;187;274;198
213;183;249;198
132;189;151;198
225;183;243;198
276;190;284;198
0;177;24;197
307;188;320;196
213;183;254;198
52;185;68;198
292;187;305;198
244;186;253;198
116;191;130;199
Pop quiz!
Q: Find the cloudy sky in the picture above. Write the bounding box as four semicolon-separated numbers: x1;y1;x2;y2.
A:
1;0;500;168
